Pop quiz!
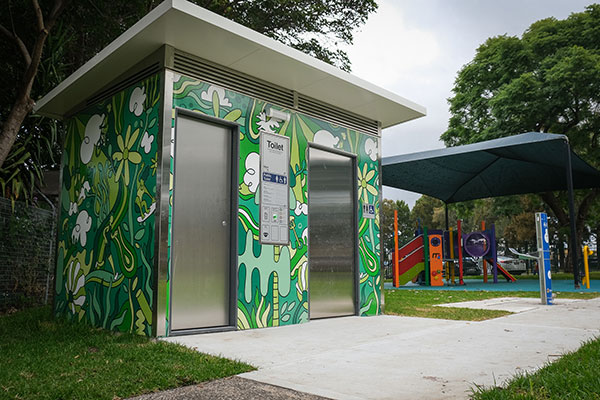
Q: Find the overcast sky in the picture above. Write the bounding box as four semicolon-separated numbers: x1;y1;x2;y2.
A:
343;0;595;208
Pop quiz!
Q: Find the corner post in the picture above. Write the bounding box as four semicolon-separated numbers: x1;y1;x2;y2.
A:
564;139;580;289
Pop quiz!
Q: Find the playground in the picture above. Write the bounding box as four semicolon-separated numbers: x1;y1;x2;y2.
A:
389;210;598;298
391;219;518;288
385;279;600;292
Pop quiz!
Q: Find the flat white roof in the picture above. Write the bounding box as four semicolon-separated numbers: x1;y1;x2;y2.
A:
35;0;426;128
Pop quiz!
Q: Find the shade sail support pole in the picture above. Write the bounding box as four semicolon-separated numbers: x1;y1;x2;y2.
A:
565;139;580;289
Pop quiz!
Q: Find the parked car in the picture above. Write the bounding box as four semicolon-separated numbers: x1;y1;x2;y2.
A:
449;256;527;277
463;257;482;275
479;256;527;275
451;257;482;276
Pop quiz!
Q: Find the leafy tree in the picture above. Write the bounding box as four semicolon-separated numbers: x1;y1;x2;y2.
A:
0;0;377;201
0;0;69;200
442;5;600;271
380;199;412;261
411;195;444;230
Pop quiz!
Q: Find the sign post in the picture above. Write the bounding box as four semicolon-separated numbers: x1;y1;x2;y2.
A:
535;212;553;305
259;132;290;245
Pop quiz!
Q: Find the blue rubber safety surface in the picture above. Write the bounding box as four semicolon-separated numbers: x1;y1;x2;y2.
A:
384;279;600;292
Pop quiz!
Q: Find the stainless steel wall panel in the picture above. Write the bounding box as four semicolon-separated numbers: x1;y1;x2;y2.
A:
156;69;173;337
308;146;356;319
171;113;231;330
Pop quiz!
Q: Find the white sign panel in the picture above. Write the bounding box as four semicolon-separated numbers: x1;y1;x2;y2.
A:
362;203;375;219
260;132;290;245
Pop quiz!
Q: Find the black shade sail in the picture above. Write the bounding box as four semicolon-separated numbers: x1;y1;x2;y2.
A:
382;132;600;204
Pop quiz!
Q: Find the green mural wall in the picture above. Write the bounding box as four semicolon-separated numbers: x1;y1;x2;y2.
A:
56;74;161;336
170;74;381;331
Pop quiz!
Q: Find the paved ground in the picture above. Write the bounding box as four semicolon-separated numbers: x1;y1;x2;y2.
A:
166;297;600;400
435;296;581;312
385;279;600;292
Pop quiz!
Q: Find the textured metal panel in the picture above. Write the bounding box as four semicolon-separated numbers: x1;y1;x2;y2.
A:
172;51;378;136
308;147;356;319
297;94;379;136
155;69;173;337
173;51;295;108
86;63;161;107
171;114;231;330
376;131;384;314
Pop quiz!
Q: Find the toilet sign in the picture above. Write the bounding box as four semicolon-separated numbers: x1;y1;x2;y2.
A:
260;132;290;245
535;212;553;305
362;203;375;219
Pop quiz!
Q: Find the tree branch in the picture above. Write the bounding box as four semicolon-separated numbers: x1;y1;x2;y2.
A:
31;0;45;33
576;189;600;231
539;192;569;225
48;0;69;27
0;24;32;67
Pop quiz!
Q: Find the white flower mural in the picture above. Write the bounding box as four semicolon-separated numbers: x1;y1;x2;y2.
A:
313;130;340;148
243;152;260;193
137;202;156;223
296;260;308;294
72;210;92;247
65;260;86;314
364;137;378;162
256;112;280;134
141;131;154;154
80;114;104;164
200;85;232;107
294;200;308;216
357;163;378;203
78;181;90;202
129;86;146;117
68;202;78;216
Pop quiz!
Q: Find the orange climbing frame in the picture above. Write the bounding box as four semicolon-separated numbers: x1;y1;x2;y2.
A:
428;233;444;286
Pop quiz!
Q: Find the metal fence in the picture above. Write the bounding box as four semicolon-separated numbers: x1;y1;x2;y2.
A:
0;196;56;310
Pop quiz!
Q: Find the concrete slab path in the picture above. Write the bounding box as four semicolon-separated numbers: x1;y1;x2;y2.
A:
435;296;581;313
166;297;600;400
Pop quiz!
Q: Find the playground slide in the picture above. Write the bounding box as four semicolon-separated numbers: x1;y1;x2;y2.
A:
395;236;425;286
398;260;424;285
398;235;423;259
494;262;517;282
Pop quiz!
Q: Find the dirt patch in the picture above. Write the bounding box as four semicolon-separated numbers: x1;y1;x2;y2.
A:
126;376;331;400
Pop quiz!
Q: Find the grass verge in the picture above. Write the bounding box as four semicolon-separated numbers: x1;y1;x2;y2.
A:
0;307;254;400
383;289;599;321
471;336;600;399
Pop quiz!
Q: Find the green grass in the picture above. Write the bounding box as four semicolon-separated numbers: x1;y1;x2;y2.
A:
513;271;600;280
471;337;600;399
384;289;599;321
0;307;254;400
388;271;600;282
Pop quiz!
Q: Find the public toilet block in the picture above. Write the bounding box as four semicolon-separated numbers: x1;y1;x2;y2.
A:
36;0;425;337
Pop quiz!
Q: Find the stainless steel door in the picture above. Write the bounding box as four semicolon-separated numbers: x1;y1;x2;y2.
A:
308;146;356;319
171;113;232;331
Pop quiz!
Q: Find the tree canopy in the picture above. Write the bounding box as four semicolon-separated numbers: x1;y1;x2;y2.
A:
442;4;600;270
0;0;377;201
443;4;600;155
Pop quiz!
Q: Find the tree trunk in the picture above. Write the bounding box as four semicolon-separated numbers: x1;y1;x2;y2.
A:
0;0;69;169
0;96;35;169
540;190;599;274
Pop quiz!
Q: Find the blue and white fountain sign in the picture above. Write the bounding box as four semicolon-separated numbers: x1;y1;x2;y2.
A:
535;212;553;305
